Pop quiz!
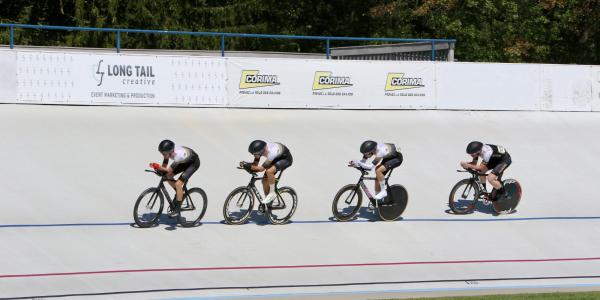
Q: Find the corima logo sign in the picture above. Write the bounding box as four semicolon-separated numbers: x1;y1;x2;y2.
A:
93;59;156;87
312;71;353;90
385;73;424;91
239;70;279;89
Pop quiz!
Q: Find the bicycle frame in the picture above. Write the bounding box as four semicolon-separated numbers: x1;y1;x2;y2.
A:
237;168;285;209
459;169;504;200
146;170;191;210
354;167;394;200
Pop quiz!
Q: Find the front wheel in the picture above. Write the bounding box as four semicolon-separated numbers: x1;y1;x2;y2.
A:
267;187;297;225
178;188;208;227
378;184;408;221
133;187;164;228
448;179;480;214
223;186;254;224
332;184;363;221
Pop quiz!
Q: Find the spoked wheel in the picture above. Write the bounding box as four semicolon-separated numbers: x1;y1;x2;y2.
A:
177;188;208;227
449;179;480;214
332;184;363;221
267;187;297;224
492;179;522;214
378;184;408;221
133;187;164;228
223;186;254;224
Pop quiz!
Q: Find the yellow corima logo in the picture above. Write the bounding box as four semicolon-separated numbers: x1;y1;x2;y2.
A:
312;71;353;90
385;73;424;91
239;70;280;89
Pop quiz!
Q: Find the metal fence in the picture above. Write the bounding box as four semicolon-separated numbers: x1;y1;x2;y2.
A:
0;23;456;61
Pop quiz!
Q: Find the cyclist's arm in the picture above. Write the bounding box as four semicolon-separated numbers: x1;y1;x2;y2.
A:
356;157;375;170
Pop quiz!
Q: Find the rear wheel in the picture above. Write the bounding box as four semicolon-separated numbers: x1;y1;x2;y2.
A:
267;187;298;224
133;187;164;228
223;187;254;224
378;184;408;221
449;179;479;214
492;179;522;214
178;188;208;227
332;184;363;221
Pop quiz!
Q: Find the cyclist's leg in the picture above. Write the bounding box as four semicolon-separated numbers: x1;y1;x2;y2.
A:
375;153;402;199
175;158;200;205
263;158;291;203
489;155;511;195
375;165;386;194
478;164;489;191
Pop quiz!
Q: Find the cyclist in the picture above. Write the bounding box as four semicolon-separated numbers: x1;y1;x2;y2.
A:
150;139;200;216
239;140;293;207
349;140;403;203
460;141;512;199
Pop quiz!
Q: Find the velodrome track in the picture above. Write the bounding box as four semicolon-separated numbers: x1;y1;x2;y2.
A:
2;104;600;299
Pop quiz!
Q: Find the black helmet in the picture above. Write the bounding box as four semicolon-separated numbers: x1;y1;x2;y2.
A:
158;139;175;153
248;140;267;155
360;140;377;154
466;141;483;154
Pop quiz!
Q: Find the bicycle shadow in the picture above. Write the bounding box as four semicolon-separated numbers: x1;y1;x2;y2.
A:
130;213;198;230
445;199;517;216
328;206;404;222
219;210;271;226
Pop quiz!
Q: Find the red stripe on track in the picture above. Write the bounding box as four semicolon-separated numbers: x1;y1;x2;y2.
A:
2;257;600;279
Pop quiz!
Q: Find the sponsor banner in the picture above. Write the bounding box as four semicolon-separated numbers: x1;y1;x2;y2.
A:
227;58;435;108
0;50;17;103
540;65;593;111
15;51;226;105
436;62;541;110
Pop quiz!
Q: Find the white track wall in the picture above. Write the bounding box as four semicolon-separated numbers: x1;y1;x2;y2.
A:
0;49;598;111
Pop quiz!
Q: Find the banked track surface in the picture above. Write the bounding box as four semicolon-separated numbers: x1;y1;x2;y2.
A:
1;105;600;299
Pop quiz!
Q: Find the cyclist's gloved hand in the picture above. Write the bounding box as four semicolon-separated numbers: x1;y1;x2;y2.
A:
348;160;357;167
149;162;161;170
242;162;253;172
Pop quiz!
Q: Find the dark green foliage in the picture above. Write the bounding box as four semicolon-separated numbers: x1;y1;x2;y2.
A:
0;0;597;63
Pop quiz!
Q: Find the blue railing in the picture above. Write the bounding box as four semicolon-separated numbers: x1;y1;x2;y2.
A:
0;23;456;60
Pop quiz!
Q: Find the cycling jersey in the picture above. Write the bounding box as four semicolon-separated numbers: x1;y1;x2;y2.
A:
163;146;200;182
480;144;511;176
359;142;402;171
261;142;293;171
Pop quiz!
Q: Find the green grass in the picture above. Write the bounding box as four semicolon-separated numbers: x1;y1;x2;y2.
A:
395;291;600;300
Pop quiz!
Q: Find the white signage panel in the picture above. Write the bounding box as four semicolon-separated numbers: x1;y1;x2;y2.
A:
0;50;17;103
436;62;541;110
540;65;592;111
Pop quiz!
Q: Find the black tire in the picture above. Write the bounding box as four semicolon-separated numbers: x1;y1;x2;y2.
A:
267;186;298;225
178;188;208;227
492;179;522;214
133;187;164;228
378;184;408;221
223;186;254;225
449;179;479;214
332;184;363;221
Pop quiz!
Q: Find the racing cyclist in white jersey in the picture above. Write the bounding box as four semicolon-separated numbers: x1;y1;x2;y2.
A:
460;141;512;199
150;139;200;216
349;140;403;205
240;140;293;208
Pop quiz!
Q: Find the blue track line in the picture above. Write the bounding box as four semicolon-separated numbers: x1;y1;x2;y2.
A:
1;216;599;228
